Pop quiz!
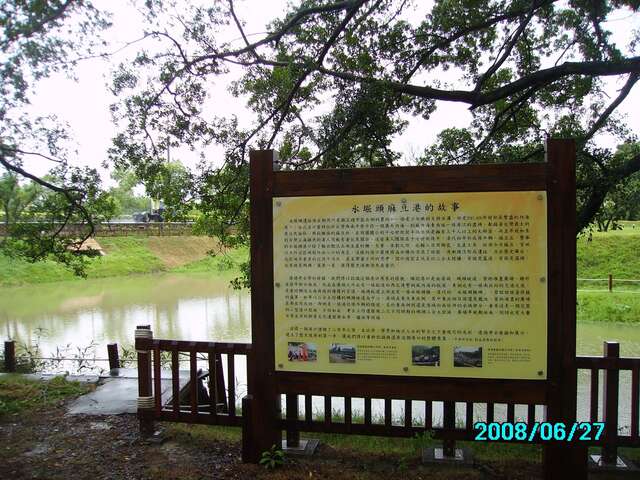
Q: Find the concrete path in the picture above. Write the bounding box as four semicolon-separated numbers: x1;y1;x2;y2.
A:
67;368;190;415
1;368;190;416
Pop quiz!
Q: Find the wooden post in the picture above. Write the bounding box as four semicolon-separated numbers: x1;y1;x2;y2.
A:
602;341;620;465
543;139;586;479
608;274;613;292
248;150;281;461
214;353;228;413
286;394;300;448
135;325;154;436
4;340;15;372
107;343;120;370
242;395;259;462
442;400;456;457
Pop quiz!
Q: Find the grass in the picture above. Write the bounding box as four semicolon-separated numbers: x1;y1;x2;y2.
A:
0;374;90;416
172;245;248;275
577;227;640;281
165;423;541;464
577;291;640;323
0;236;247;287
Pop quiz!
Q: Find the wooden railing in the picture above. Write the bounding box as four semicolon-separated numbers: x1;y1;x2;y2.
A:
576;341;640;463
279;395;540;447
134;326;251;433
134;329;639;465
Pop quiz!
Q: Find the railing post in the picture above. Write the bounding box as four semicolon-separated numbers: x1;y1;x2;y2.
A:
602;341;619;465
285;394;300;448
608;274;613;292
442;400;456;457
107;343;120;371
242;395;259;462
4;340;16;372
135;325;154;436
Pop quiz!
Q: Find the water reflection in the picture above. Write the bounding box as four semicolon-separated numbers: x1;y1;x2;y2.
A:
1;276;639;430
0;273;250;355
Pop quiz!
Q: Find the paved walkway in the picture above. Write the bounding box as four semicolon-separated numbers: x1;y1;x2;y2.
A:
68;368;190;415
2;368;188;415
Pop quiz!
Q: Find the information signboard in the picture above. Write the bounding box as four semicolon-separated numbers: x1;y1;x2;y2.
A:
273;191;547;379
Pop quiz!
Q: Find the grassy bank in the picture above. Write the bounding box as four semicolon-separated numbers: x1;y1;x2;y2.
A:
577;291;640;323
0;236;246;287
1;228;640;323
0;374;89;416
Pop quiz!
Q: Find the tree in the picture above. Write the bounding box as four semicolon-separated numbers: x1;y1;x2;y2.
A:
0;1;110;270
109;168;148;216
592;142;640;230
5;1;640;277
110;0;640;252
143;161;194;220
0;172;42;225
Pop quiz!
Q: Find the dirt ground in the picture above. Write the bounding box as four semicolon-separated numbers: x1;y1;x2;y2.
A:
0;397;549;480
146;236;222;268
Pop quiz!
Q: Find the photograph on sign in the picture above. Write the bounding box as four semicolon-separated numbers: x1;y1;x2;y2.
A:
273;191;548;380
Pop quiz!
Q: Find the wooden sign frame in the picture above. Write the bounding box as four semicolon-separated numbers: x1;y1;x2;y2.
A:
249;139;578;476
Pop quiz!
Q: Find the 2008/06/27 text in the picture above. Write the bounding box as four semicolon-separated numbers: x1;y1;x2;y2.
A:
474;421;605;442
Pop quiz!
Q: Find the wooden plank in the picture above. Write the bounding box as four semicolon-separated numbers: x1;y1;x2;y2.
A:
208;349;217;419
190;350;197;416
576;356;640;370
273;162;547;196
137;338;251;354
345;396;352;430
364;398;372;426
275;372;547;403
242;396;257;462
172;348;180;413
602;342;620;464
487;402;495;423
325;396;332;426
153;347;162;414
543;139;584;479
305;395;313;424
465;402;473;431
590;369;599;423
507;403;515;424
215;353;228;413
385;399;392;427
228;353;236;417
275;419;640;447
157;410;243;427
249;149;281;457
405;400;412;430
632;367;639;439
527;404;536;425
442;401;456;457
286;394;300;447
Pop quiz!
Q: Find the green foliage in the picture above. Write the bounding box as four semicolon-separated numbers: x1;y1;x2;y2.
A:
106;0;640;290
108;168;149;216
411;430;435;451
259;444;285;469
577;228;640;279
0;172;42;224
578;291;640;323
0;0;110;274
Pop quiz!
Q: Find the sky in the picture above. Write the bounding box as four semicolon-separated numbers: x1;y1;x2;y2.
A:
20;0;640;187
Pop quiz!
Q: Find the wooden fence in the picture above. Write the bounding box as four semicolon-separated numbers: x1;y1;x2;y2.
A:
130;328;639;465
576;341;640;463
134;327;252;438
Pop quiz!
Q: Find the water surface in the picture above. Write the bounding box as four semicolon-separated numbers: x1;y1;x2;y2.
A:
1;274;638;429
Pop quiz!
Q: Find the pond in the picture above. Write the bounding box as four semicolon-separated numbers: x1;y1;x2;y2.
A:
1;273;639;430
